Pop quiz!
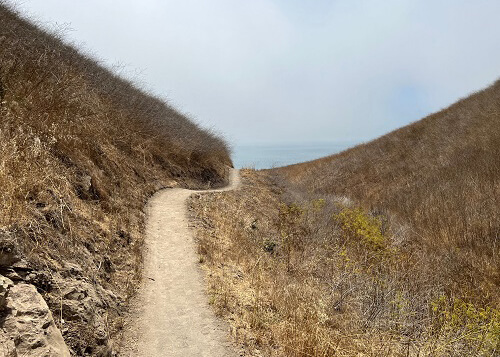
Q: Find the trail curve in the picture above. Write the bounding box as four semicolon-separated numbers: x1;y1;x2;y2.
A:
120;169;240;357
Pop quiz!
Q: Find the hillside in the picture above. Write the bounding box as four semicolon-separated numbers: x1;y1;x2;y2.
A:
189;81;499;356
0;3;231;356
275;80;500;302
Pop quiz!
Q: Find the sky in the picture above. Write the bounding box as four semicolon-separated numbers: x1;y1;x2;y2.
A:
8;0;500;146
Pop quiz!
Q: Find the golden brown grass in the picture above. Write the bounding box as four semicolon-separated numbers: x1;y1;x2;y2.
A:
189;80;500;356
274;80;500;309
0;3;231;355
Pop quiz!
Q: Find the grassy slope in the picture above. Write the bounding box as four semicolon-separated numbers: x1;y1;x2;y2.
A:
275;80;500;300
189;81;500;356
0;4;231;355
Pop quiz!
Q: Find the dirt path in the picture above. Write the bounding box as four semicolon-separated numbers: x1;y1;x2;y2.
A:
120;169;240;356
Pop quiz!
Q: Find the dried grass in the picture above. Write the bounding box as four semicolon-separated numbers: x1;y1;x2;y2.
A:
0;3;231;354
190;79;500;356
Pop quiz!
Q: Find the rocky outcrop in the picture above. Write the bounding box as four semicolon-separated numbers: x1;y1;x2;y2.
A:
0;232;71;355
0;330;16;357
0;279;71;357
57;275;118;342
0;230;20;268
0;275;14;310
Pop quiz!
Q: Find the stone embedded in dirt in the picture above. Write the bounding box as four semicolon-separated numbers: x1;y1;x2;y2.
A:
153;179;178;191
1;283;71;357
51;276;120;352
0;330;16;357
74;174;94;200
56;277;119;325
0;275;14;310
2;260;32;282
24;270;52;292
60;280;99;321
62;262;83;277
11;259;30;270
1;269;23;282
0;230;20;267
153;180;165;191
81;175;92;192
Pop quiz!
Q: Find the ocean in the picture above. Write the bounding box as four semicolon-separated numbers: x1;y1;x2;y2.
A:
232;142;356;170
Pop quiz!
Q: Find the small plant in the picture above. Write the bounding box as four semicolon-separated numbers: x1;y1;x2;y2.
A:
335;207;386;250
311;198;326;211
430;295;500;354
277;203;306;270
262;238;276;253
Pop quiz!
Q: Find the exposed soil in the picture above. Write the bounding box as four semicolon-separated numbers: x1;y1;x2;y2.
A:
119;169;240;356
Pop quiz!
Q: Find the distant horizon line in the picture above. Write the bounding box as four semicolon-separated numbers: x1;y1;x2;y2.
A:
232;139;364;148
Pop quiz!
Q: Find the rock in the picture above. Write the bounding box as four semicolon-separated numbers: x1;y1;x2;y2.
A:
0;330;16;357
74;174;92;199
24;271;52;292
0;231;20;267
75;174;105;200
1;269;23;282
93;322;108;345
2;260;32;282
56;277;118;324
152;179;178;191
62;262;83;277
60;299;84;321
1;283;71;357
11;259;30;270
0;275;13;310
80;175;92;193
153;180;165;191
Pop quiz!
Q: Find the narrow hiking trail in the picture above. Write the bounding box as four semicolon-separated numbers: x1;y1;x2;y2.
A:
120;169;240;357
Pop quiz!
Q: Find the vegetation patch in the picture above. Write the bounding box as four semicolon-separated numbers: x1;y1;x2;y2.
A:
0;3;231;355
190;168;499;356
335;207;386;250
430;296;500;355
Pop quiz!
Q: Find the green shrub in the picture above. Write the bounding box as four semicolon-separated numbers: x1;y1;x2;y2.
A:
335;207;386;250
431;295;500;354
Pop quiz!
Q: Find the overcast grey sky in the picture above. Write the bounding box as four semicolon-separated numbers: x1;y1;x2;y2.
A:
9;0;500;146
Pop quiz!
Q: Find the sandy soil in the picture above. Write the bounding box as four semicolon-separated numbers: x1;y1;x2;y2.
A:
119;169;240;356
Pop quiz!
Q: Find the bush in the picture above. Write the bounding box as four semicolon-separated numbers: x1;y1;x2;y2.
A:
335;207;386;250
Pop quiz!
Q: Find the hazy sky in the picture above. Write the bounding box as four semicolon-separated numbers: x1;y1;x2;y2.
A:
9;0;500;146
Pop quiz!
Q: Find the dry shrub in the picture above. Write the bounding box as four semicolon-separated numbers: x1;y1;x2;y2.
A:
0;2;231;355
274;80;500;312
190;170;498;356
190;77;500;357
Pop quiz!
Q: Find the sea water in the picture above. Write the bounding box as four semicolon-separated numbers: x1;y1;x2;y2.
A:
232;142;355;170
